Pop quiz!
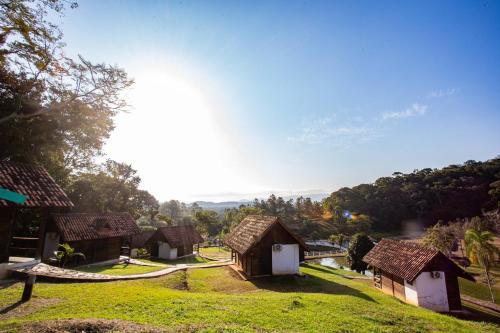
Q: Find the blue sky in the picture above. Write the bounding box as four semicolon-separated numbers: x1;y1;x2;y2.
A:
59;1;500;202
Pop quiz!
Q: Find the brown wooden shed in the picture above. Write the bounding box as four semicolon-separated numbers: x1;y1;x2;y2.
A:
224;215;308;277
147;225;203;260
131;230;155;249
363;239;474;312
0;161;73;264
46;213;140;265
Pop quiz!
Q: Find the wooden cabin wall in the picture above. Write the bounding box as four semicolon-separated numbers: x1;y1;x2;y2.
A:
177;244;194;257
0;208;14;263
378;270;405;301
445;274;462;310
68;237;122;265
381;270;394;296
393;276;406;301
243;223;306;277
150;243;159;257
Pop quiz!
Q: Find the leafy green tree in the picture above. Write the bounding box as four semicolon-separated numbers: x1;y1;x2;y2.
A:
488;180;500;208
223;205;263;231
156;214;173;226
465;229;500;303
483;210;500;233
346;233;374;273
159;200;183;222
0;0;133;185
422;221;456;256
67;160;158;218
194;210;220;236
330;233;347;249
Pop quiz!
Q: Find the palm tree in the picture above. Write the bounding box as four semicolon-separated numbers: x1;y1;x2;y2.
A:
465;229;499;303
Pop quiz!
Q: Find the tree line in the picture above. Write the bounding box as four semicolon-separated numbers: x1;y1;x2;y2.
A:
136;194;325;239
323;158;500;232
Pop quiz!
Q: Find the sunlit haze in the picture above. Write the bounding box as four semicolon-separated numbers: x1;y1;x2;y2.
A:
58;1;500;202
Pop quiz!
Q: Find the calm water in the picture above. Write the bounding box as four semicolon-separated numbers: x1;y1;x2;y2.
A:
319;257;373;277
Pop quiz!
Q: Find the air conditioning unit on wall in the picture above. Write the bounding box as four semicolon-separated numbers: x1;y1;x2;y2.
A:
272;244;282;252
430;271;441;279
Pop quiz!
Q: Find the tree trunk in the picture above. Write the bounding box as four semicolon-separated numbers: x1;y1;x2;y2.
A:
485;268;495;303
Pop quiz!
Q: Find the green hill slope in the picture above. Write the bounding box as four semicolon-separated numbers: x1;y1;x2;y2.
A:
1;265;498;332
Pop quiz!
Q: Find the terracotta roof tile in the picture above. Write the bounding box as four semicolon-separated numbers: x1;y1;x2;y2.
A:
0;161;73;208
224;215;308;254
363;239;473;282
153;225;203;248
131;230;155;248
52;213;140;242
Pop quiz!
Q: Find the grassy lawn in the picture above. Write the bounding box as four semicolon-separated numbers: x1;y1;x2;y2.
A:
466;265;500;289
1;264;499;332
77;263;166;276
459;278;500;302
459;264;500;302
198;246;231;260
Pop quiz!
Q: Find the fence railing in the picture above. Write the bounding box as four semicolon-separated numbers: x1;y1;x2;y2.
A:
305;250;342;257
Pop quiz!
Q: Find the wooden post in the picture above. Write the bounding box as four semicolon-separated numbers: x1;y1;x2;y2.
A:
35;208;49;260
0;208;14;263
21;274;36;302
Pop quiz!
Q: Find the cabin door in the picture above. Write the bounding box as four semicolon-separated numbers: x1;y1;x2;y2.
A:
272;244;299;275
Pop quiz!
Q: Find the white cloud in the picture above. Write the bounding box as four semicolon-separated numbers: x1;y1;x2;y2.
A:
288;115;379;146
290;102;427;147
428;88;457;98
382;103;428;120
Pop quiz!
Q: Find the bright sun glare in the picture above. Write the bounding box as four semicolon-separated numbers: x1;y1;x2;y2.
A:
104;61;263;202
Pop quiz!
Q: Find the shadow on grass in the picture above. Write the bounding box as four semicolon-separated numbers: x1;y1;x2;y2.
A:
302;263;343;275
146;255;212;266
250;267;376;303
0;300;24;314
445;303;500;325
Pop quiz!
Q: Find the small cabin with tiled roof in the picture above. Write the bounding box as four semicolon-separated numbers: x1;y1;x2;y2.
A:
363;239;474;312
130;230;155;257
224;215;308;277
44;213;140;265
146;225;203;260
0;161;73;276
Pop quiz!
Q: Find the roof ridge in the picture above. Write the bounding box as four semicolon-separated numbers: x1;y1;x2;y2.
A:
225;215;306;254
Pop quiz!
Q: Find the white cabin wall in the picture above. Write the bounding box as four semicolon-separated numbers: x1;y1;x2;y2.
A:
271;243;299;275
42;232;60;260
170;247;178;259
414;271;449;312
404;280;419;306
158;241;178;260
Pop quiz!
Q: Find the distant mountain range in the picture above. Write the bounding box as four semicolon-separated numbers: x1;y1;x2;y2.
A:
193;200;251;212
193;193;329;213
